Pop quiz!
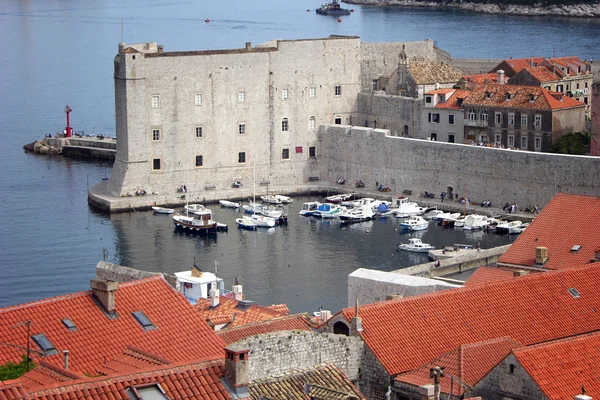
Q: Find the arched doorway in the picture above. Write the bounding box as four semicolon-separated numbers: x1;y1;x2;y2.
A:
447;186;454;201
333;321;350;336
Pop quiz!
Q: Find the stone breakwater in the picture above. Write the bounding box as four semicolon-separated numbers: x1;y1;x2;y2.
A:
344;0;600;17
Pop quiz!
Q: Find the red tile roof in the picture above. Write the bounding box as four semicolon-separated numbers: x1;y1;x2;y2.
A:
395;337;522;396
18;361;86;391
493;58;545;75
518;66;560;83
435;89;471;110
499;193;600;270
464;267;519;287
462;84;585;111
0;277;225;376
0;382;28;400
195;297;289;329
248;364;365;400
462;74;499;84
339;261;600;375
513;331;600;400
543;56;590;77
217;315;314;345
18;359;234;400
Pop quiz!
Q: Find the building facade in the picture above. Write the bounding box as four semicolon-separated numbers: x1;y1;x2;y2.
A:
423;88;469;143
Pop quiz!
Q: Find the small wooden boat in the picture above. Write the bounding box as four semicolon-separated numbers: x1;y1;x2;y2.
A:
152;206;175;214
219;199;240;208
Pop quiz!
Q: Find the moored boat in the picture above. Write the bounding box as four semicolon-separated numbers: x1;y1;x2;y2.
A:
152;206;175;214
497;220;523;234
397;238;435;253
316;0;351;16
339;205;375;222
236;215;258;230
299;201;322;216
399;216;429;231
325;193;356;204
185;204;209;213
313;203;344;218
509;222;529;234
251;214;276;228
463;214;488;231
260;195;282;205
275;195;293;204
173;208;218;234
219;199;241;208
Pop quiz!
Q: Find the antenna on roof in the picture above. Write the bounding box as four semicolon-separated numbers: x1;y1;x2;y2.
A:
120;18;124;43
11;320;33;372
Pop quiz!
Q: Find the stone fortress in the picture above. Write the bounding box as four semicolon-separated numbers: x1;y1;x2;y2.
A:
100;36;600;210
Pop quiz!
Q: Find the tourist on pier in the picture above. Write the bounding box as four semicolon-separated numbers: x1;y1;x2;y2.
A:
440;192;445;202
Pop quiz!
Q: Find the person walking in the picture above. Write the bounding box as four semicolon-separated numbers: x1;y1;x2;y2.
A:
440;192;445;202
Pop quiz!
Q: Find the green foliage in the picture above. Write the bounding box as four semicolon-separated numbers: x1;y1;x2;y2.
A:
550;132;588;155
0;355;33;380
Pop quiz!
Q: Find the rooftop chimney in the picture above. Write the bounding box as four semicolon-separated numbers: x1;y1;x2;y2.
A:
209;287;219;308
224;346;250;398
90;279;118;313
497;69;505;85
386;294;402;301
157;45;164;54
320;310;332;322
351;297;363;333
536;247;548;265
245;42;252;51
513;270;528;277
63;350;69;370
418;385;435;400
236;300;255;311
232;279;244;301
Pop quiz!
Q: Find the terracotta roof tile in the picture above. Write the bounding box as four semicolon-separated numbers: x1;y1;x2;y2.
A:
499;193;600;270
435;90;471;110
513;331;600;400
195;297;289;329
0;382;28;400
463;84;585;111
0;277;225;376
464;267;520;287
217;315;314;345
519;66;560;83
494;58;545;75
395;337;522;395
249;364;365;400
462;73;499;84
408;61;464;85
339;261;600;375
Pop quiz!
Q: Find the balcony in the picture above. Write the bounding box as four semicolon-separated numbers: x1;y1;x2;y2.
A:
465;120;488;127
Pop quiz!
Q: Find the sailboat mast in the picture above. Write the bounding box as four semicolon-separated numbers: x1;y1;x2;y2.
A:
186;159;189;217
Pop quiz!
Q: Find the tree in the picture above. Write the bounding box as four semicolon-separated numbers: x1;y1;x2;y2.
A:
0;355;33;380
550;133;588;155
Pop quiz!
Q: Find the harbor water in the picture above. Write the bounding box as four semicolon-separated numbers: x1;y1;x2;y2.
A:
2;0;598;312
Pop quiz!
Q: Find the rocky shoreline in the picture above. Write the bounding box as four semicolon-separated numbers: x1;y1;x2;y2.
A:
23;140;62;155
343;0;600;17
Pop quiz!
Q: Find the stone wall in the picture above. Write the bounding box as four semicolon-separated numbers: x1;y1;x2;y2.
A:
473;354;545;400
356;93;423;138
95;261;178;288
318;125;600;210
232;330;364;382
592;82;600;156
450;58;501;75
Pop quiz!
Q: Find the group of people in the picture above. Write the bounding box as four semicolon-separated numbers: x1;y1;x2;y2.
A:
135;189;147;196
178;184;187;193
336;176;346;184
470;141;519;150
480;200;492;207
377;184;390;192
503;202;519;213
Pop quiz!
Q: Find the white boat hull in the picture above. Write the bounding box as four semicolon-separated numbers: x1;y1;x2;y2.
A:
152;206;174;214
219;200;240;208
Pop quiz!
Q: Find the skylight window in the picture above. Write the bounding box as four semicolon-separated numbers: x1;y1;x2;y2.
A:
126;383;169;400
568;288;581;299
61;318;77;331
132;311;157;331
31;334;58;356
571;245;582;252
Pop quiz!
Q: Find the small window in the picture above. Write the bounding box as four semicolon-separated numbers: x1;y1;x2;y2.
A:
509;364;515;374
448;114;455;125
495;112;503;125
238;152;246;163
132;311;156;331
428;113;440;123
239;123;246;135
281;89;289;99
480;112;488;123
194;93;203;106
438;94;446;103
308;116;316;131
238;91;245;103
126;384;169;400
495;134;501;144
534;114;542;128
508;135;514;147
282;148;289;159
584;97;588;105
31;334;58;356
153;158;161;170
425;96;432;104
334;85;342;96
62;318;77;331
468;110;476;122
521;115;528;128
508;113;514;126
195;155;203;167
576;83;580;89
281;118;289;132
152;129;161;141
521;136;528;149
534;137;542;151
568;287;581;298
151;95;160;108
309;146;316;158
334;116;342;125
309;87;316;99
195;126;203;138
448;134;455;143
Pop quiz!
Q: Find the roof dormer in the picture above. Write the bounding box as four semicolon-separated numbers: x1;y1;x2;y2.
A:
505;92;513;101
485;91;492;99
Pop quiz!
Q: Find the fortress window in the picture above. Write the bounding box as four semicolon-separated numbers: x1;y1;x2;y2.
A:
282;148;289;160
238;91;246;103
521;115;528;128
521;136;528;149
309;87;316;99
195;126;203;138
334;116;342;125
239;123;246;135
282;89;289;100
309;147;316;157
281;118;289;132
238;152;246;163
195;155;203;167
309;116;316;130
153;159;161;170
334;85;342;96
448;114;455;125
152;129;161;141
151;95;160;108
194;93;203;106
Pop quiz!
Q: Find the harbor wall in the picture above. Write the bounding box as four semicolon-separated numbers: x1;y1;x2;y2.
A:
232;330;364;382
318;125;600;209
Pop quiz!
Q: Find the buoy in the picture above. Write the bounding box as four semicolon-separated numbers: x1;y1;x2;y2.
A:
337;17;342;22
350;9;355;11
205;18;210;23
307;9;310;11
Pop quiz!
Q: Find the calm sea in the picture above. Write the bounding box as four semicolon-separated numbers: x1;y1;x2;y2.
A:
1;0;598;313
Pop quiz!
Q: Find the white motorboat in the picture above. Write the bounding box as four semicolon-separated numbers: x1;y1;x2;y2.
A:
215;222;229;231
390;196;428;216
313;203;344;219
399;216;429;231
463;214;488;231
185;204;209;213
453;216;466;227
509;222;529;234
243;202;262;214
258;205;284;219
325;193;356;204
152;206;174;214
173;209;218;234
219;200;240;208
339;205;375;222
497;220;523;233
236;215;258;230
440;213;461;226
299;201;322;216
251;214;276;228
423;209;444;220
260;195;282;205
397;238;435;253
342;197;375;208
275;195;293;203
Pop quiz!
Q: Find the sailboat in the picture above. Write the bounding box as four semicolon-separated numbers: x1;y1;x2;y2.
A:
236;159;260;230
173;160;218;234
